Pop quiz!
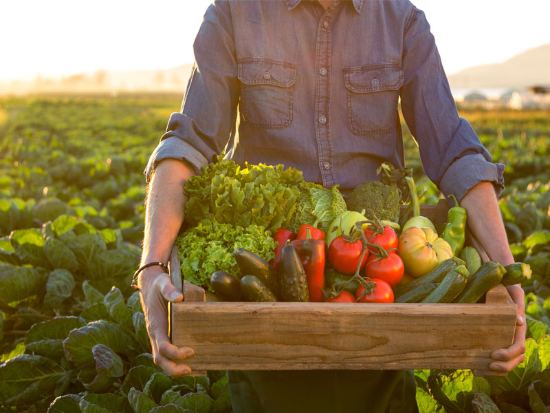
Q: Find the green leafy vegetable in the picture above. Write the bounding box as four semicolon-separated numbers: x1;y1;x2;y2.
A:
176;218;276;289
184;158;303;231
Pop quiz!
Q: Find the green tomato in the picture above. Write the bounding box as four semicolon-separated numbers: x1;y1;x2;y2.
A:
326;211;367;247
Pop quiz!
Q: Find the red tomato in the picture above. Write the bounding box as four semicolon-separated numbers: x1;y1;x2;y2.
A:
364;226;398;253
355;278;394;303
364;252;404;287
326;290;356;303
328;236;369;275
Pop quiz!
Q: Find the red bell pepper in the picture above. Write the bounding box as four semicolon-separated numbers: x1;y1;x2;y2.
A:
296;224;325;241
272;228;296;270
291;238;325;302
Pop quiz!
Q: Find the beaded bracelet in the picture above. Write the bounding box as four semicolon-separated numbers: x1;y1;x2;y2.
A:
131;261;169;290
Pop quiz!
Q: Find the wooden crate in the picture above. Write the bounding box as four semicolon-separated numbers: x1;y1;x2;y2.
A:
168;200;517;373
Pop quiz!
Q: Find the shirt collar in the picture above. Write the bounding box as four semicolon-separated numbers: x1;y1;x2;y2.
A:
286;0;364;14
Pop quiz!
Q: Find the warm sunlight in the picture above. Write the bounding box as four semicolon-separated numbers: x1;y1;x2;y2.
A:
1;0;549;81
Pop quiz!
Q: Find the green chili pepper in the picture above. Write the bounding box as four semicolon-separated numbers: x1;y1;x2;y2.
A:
441;194;467;256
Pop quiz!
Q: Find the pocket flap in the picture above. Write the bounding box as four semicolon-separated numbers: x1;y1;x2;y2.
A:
238;59;296;88
344;65;404;93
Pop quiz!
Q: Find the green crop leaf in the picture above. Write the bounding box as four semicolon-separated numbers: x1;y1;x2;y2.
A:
121;365;159;394
0;354;69;406
127;291;142;314
47;394;82;413
80;344;124;392
25;316;86;359
0;236;18;265
528;380;550;413
132;312;150;353
143;372;174;404
10;228;48;267
128;387;158;413
44;237;79;272
415;386;444;413
44;269;76;308
524;230;550;255
176;392;214;413
50;215;80;237
103;287;133;331
63;320;137;368
79;392;128;413
82;280;105;306
471;392;501;413
86;244;140;288
150;404;186;413
68;233;107;275
210;374;232;413
488;338;542;395
0;263;46;304
427;370;490;413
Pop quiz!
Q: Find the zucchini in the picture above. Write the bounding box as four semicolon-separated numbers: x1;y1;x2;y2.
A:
279;243;309;302
240;275;277;302
394;258;461;296
456;262;506;303
421;269;468;303
460;246;482;275
502;262;532;286
210;271;241;301
233;248;278;293
396;282;438;303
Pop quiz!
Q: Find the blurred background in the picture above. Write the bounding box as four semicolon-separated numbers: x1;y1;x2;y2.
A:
1;0;550;108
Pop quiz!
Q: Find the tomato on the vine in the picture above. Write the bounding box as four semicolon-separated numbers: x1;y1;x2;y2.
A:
355;278;394;303
364;252;404;287
364;225;398;253
325;290;356;303
328;236;368;275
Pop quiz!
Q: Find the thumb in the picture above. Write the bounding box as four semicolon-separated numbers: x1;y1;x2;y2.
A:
156;275;184;302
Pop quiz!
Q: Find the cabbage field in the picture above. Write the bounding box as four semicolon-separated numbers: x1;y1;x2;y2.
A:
0;96;548;412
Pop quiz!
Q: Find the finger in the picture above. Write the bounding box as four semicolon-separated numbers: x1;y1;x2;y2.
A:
158;339;195;361
154;353;192;377
491;325;527;361
156;274;184;302
489;352;525;373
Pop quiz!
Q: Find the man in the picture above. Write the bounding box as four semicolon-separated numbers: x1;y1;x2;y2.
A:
137;0;526;411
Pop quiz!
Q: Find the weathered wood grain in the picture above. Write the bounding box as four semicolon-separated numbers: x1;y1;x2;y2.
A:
170;292;516;371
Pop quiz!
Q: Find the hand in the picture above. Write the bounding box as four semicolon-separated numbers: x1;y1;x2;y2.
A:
138;268;195;377
489;284;526;374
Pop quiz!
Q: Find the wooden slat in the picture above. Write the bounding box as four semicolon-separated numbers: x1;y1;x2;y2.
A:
171;299;516;371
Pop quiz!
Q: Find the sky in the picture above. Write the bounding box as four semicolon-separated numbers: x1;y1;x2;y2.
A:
1;0;549;81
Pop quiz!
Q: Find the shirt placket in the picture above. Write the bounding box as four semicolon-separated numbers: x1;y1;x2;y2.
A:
315;5;336;187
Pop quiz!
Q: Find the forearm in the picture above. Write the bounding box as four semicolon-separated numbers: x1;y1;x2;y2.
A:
139;159;195;288
460;182;514;265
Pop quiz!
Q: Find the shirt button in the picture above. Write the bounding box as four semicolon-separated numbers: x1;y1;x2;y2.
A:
319;67;328;76
263;72;271;80
322;20;329;30
318;115;327;125
322;161;331;170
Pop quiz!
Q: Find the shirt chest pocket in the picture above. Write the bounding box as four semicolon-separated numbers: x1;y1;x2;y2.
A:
343;65;404;136
238;59;296;128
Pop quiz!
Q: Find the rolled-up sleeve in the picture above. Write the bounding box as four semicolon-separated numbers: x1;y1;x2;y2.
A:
144;1;239;183
400;7;504;201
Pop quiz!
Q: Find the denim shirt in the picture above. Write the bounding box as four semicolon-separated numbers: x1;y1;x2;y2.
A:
145;0;504;201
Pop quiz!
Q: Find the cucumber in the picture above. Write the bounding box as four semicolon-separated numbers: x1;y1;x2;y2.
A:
233;248;278;293
502;262;532;286
210;271;241;301
396;282;438;303
456;262;506;303
460;247;482;275
421;269;468;303
394;258;460;296
279;243;309;302
240;275;277;302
